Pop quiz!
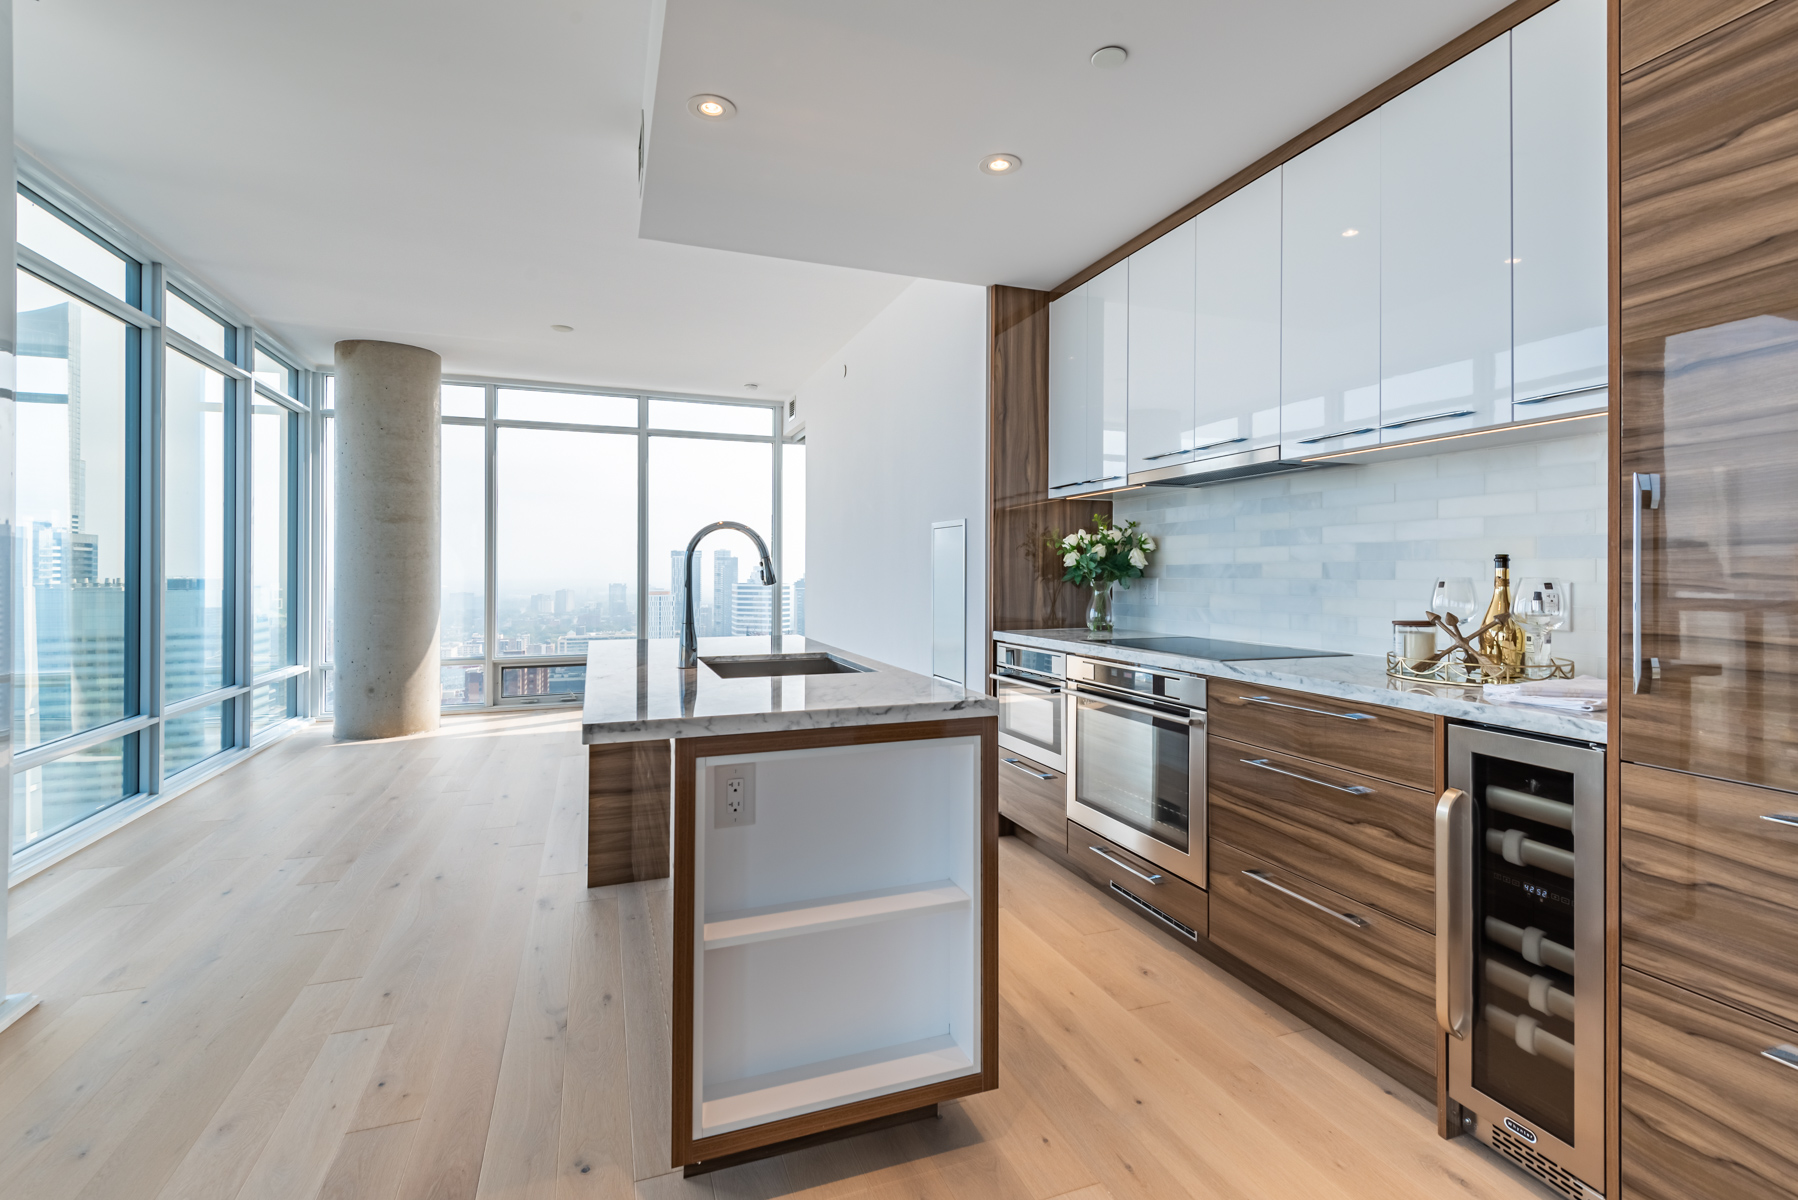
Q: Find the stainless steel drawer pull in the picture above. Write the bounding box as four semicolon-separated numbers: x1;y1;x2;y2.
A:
1633;471;1661;695
1762;814;1798;829
989;672;1058;695
1515;384;1607;407
1238;695;1375;721
1762;1045;1798;1072
1191;436;1248;453
1240;757;1373;795
1002;757;1056;781
1089;846;1162;885
1295;426;1377;445
1241;870;1369;928
1143;448;1192;460
1379;408;1476;431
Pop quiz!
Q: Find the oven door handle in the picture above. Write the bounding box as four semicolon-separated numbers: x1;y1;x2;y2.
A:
1436;787;1474;1039
1088;846;1164;885
989;672;1060;695
1072;689;1204;725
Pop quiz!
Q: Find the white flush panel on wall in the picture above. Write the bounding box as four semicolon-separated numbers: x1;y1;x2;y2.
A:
1379;35;1512;443
1126;218;1197;475
1193;169;1283;458
931;519;966;685
1512;0;1609;419
1281;117;1382;454
1086;260;1131;489
1047;285;1089;495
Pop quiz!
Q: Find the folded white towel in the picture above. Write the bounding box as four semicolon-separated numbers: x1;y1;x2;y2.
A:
1483;676;1608;712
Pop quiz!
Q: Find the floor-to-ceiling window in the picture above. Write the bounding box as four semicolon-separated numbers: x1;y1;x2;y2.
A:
11;178;312;868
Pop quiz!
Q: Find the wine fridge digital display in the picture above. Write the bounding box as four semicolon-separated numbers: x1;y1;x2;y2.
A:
1440;726;1604;1199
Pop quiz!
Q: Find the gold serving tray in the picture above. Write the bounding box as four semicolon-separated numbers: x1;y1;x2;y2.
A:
1385;653;1574;686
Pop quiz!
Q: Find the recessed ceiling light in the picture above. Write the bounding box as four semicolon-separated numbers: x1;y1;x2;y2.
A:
688;94;736;120
1091;45;1128;69
743;382;760;390
551;324;573;332
980;154;1022;175
1341;228;1360;238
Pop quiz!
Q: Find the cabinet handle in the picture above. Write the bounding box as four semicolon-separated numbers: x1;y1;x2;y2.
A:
1191;436;1248;453
1089;846;1162;885
1240;757;1373;795
1515;384;1607;407
1241;870;1369;928
1142;448;1192;461
1762;1045;1798;1072
1632;472;1661;695
1763;815;1798;829
1076;691;1204;725
1379;408;1475;431
1437;789;1474;1039
1295;426;1377;445
1002;757;1056;781
1237;695;1375;721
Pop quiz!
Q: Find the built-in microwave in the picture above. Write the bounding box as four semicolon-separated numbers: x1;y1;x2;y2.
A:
992;642;1066;773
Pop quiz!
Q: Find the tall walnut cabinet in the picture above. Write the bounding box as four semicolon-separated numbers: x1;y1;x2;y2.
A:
1617;1;1798;1195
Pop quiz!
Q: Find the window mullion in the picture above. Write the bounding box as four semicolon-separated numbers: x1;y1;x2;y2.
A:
483;384;498;709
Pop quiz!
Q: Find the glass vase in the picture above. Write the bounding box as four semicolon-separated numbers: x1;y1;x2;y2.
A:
1085;581;1117;635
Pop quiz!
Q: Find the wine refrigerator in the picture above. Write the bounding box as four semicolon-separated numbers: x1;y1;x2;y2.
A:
1439;725;1605;1198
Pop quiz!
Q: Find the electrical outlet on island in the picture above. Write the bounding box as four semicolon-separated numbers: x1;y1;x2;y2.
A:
712;763;756;828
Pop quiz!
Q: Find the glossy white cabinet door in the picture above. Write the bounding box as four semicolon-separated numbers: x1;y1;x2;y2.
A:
1513;0;1607;419
1047;285;1089;495
1194;169;1282;460
1087;260;1130;489
1379;36;1512;443
1281;116;1381;455
1127;218;1197;476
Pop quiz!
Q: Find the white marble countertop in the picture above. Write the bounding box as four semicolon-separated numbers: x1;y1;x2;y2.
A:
581;635;996;745
995;628;1608;744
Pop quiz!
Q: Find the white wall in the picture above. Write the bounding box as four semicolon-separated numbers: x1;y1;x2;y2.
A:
797;279;987;685
1112;428;1608;675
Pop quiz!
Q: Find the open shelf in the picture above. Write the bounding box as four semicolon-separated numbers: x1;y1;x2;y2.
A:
700;1034;975;1137
703;880;971;950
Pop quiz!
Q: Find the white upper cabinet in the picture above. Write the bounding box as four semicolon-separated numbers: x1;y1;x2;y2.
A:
1126;219;1197;477
1047;284;1089;494
1194;169;1282;461
1379;37;1512;443
1087;259;1130;489
1281;117;1381;454
1512;0;1607;418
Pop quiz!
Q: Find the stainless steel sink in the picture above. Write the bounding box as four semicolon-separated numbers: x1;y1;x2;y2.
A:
700;652;871;679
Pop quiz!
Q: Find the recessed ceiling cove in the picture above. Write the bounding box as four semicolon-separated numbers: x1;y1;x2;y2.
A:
640;0;1512;288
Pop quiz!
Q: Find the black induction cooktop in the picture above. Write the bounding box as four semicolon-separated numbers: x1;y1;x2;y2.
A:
1103;635;1352;662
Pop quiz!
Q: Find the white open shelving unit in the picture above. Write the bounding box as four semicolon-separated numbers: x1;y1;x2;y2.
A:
690;736;984;1141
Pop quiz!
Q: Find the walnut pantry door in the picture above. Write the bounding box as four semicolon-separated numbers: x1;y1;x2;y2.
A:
1618;0;1798;790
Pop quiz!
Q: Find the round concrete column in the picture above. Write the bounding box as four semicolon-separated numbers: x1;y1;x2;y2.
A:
333;340;441;740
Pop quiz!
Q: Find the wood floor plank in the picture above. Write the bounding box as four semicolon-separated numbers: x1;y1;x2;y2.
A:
152;978;359;1200
473;870;580;1200
553;893;634;1199
0;989;142;1126
232;1022;393;1200
540;754;591;879
5;866;122;934
619;880;675;1181
316;1119;421;1200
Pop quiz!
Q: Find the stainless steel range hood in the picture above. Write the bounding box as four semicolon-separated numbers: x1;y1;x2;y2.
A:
1128;444;1327;488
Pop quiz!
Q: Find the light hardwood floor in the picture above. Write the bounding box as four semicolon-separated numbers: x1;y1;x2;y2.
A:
0;711;1554;1200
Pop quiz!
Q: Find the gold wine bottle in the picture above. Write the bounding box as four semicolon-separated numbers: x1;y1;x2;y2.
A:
1478;553;1525;674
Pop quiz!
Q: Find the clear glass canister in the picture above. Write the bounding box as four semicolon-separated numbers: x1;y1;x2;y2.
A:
1393;619;1437;668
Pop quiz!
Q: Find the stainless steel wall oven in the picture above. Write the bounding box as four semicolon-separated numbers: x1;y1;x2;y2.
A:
1440;725;1604;1199
992;642;1066;773
1066;655;1207;883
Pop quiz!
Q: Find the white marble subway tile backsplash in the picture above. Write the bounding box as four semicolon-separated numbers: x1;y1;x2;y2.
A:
1108;430;1608;675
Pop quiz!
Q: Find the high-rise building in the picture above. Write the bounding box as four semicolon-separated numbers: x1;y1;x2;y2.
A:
791;577;805;634
529;593;552;614
647;589;678;639
670;550;689;630
554;588;573;614
711;551;738;636
607;582;627;618
729;583;799;636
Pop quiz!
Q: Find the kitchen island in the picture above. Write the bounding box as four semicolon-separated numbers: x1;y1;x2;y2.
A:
581;635;999;1172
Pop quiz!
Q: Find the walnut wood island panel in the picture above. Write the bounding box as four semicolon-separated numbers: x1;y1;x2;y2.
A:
581;635;999;1173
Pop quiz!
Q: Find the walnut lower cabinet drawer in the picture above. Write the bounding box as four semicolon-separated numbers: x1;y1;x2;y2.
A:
1069;823;1207;941
1209;839;1434;1078
1208;684;1435;790
1622;762;1798;1029
1622;967;1798;1200
1210;737;1434;930
998;752;1067;850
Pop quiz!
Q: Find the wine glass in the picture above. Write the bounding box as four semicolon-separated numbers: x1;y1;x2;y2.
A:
1515;578;1569;666
1429;577;1478;623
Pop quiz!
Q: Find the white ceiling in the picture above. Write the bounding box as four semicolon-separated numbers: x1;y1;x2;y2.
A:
640;0;1512;288
15;0;914;395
